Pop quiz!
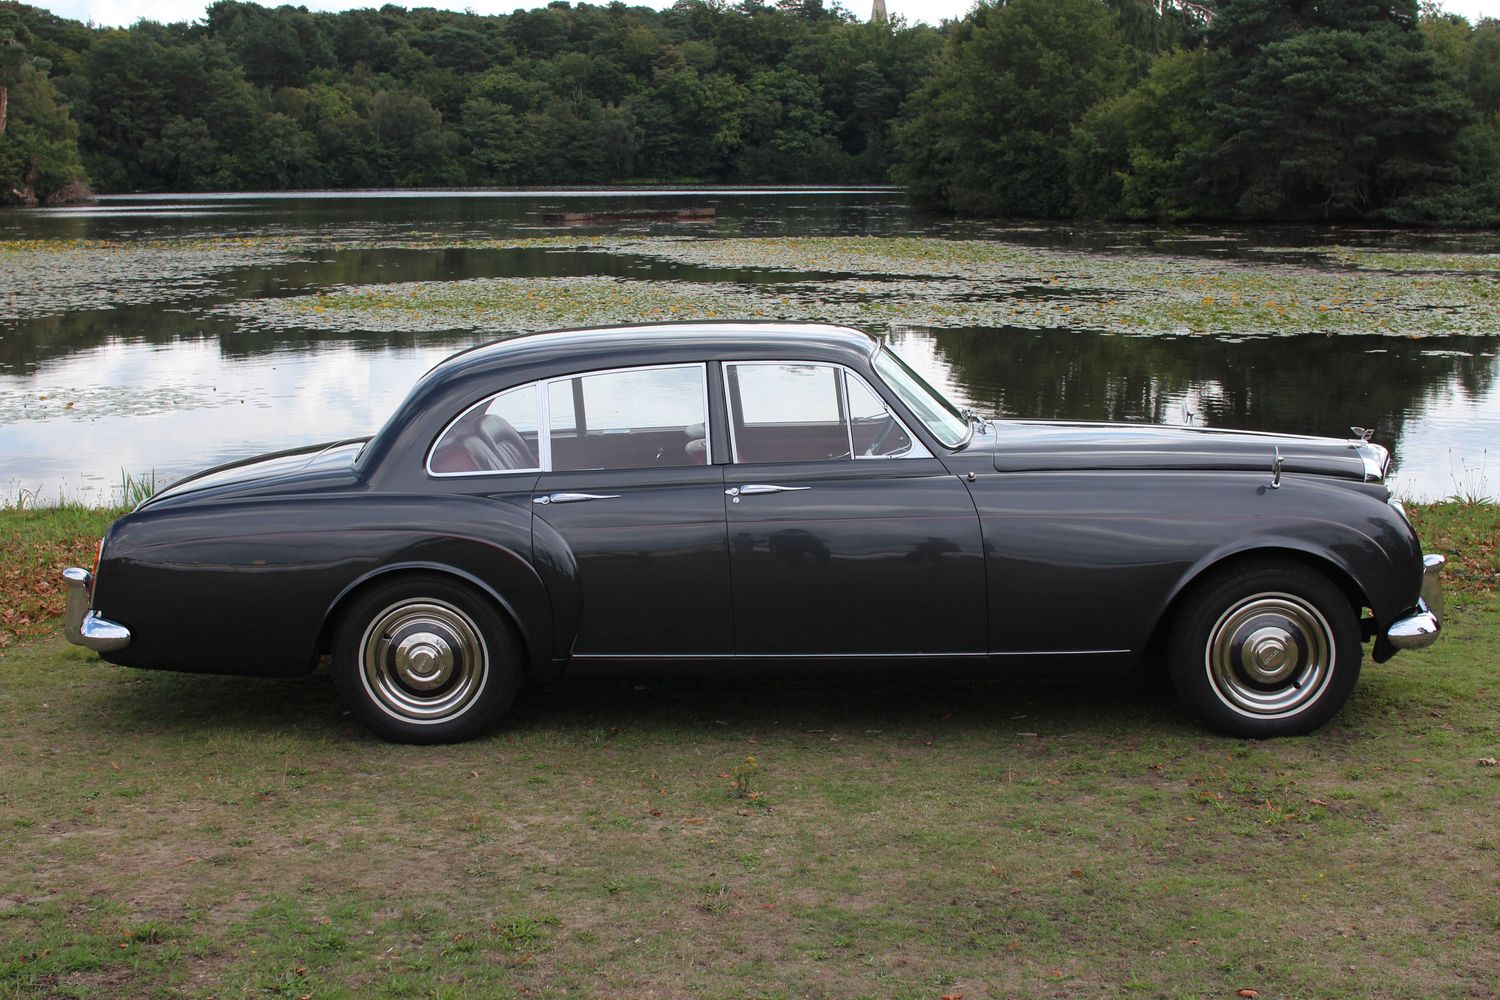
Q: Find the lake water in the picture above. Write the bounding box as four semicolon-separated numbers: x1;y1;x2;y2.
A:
1;188;1496;502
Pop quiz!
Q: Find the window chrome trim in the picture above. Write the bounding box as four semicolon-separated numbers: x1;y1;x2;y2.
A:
426;363;712;479
840;369;857;461
426;381;545;479
873;345;971;451
720;360;928;465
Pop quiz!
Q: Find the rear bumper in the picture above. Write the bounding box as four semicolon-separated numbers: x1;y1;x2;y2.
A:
1385;554;1445;652
62;568;132;652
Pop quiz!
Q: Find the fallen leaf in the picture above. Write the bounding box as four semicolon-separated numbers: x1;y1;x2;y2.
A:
1236;990;1260;998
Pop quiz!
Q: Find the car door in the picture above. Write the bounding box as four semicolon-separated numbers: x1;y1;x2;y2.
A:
722;361;987;657
531;363;732;658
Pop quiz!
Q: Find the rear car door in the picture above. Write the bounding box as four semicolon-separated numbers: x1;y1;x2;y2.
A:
531;363;731;657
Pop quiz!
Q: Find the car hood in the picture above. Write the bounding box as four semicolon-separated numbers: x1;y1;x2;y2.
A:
139;439;368;509
975;420;1386;482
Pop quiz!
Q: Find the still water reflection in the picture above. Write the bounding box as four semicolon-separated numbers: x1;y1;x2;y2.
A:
1;189;1495;502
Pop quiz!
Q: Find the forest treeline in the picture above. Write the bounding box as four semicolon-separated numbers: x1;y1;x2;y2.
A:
0;0;1497;224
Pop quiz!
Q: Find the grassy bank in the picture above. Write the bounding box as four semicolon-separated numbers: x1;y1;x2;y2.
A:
1;504;1496;999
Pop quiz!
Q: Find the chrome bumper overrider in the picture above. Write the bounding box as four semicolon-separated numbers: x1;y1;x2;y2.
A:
62;568;131;652
1385;554;1445;651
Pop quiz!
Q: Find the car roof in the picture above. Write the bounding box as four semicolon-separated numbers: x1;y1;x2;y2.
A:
427;321;880;382
358;322;884;486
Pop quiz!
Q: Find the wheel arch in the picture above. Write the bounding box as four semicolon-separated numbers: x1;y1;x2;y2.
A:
317;562;551;675
1145;544;1372;659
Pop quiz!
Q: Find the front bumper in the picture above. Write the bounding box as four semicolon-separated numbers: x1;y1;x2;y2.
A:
62;567;131;652
1385;554;1445;651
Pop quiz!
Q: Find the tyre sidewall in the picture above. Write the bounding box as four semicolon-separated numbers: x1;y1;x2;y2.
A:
1170;562;1361;738
333;577;521;744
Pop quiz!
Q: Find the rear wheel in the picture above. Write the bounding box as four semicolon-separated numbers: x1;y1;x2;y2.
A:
333;576;521;743
1169;559;1361;738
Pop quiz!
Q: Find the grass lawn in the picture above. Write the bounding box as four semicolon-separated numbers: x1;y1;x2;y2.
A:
1;505;1497;999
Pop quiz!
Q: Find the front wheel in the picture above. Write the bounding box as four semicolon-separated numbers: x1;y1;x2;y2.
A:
333;576;522;743
1169;559;1361;738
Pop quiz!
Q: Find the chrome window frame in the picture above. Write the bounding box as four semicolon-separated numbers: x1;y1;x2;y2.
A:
872;345;971;450
426;362;713;479
721;360;928;465
426;381;545;479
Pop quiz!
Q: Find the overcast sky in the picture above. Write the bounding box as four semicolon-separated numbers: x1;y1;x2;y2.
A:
27;0;1500;30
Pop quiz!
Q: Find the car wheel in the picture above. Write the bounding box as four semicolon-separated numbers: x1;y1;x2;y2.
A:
1169;559;1361;738
333;576;522;743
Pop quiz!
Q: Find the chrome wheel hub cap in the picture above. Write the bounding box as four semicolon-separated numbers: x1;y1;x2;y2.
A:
394;632;454;690
360;600;488;723
1206;593;1334;718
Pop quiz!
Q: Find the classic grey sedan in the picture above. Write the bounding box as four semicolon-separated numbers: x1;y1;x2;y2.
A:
66;322;1443;742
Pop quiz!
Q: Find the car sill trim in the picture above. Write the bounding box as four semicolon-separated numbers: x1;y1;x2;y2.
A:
568;649;1130;660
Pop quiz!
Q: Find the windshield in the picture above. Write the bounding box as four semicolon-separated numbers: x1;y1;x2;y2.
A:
873;347;971;449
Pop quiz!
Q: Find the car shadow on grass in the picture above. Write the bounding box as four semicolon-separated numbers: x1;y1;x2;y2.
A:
88;655;1192;744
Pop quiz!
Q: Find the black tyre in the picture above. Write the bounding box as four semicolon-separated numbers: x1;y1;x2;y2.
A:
1168;559;1361;738
332;575;522;743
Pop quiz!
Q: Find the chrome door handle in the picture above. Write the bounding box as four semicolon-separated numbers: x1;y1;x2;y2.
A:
533;492;621;505
726;484;811;503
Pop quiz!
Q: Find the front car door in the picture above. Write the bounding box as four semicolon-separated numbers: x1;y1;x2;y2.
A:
722;361;987;657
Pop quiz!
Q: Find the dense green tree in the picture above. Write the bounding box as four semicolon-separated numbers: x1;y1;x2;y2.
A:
2;0;1495;224
1206;0;1480;221
893;0;1128;216
1069;48;1220;220
2;6;89;202
0;57;87;202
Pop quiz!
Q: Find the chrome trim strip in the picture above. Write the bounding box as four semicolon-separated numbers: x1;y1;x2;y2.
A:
570;652;994;660
538;376;553;473
841;369;856;460
988;649;1132;656
568;649;1130;660
62;568;131;652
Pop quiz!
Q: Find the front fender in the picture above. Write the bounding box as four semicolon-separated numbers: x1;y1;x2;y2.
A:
1152;487;1423;645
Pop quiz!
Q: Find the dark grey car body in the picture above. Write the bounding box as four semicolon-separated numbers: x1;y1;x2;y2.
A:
63;322;1444;740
